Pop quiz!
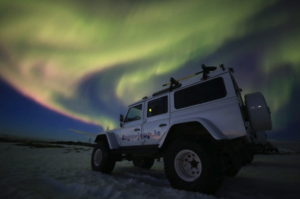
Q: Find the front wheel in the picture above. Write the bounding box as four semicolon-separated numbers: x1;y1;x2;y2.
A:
164;138;223;194
91;141;116;174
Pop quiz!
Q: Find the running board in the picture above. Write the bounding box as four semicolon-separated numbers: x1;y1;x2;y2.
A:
111;144;159;154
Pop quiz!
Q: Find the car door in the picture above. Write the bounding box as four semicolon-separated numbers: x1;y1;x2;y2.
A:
120;103;144;146
142;95;170;145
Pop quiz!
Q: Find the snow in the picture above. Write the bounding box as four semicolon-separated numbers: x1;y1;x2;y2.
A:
0;143;300;199
271;140;300;153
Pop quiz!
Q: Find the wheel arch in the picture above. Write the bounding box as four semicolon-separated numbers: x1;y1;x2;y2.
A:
159;117;227;150
95;132;119;150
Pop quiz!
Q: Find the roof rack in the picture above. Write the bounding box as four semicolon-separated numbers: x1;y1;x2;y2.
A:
152;64;218;97
162;64;217;87
153;77;181;97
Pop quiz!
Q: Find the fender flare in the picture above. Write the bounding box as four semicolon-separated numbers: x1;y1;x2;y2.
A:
158;117;227;148
95;132;119;150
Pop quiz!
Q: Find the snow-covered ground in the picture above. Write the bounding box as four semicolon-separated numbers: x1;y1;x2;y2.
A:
271;140;300;153
0;143;300;199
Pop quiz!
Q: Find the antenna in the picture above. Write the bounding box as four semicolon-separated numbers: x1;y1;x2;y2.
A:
118;100;123;127
220;64;225;71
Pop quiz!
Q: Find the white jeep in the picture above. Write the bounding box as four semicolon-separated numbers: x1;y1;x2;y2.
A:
91;65;272;194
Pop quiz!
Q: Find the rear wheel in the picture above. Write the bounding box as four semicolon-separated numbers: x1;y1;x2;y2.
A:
243;150;254;164
225;165;240;177
225;151;242;177
91;141;116;174
164;138;223;194
133;157;155;169
174;149;202;181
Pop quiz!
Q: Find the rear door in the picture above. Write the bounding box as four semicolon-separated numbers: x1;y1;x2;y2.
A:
142;95;170;145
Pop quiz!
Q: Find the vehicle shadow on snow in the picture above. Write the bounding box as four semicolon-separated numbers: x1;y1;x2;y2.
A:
248;160;300;169
111;163;170;187
216;175;300;199
215;176;273;198
216;158;300;198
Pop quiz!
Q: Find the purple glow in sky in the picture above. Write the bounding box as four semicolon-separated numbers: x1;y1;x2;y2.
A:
0;0;299;141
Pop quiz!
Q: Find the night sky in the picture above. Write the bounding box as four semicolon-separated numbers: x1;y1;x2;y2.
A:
0;0;299;142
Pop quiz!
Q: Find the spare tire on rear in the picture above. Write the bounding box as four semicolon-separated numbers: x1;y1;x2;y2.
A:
244;92;272;131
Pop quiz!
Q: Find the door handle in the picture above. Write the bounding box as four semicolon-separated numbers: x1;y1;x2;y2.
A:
159;124;167;127
134;128;140;131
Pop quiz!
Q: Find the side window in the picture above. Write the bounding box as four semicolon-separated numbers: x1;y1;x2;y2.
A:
125;104;142;123
147;96;168;117
175;77;227;109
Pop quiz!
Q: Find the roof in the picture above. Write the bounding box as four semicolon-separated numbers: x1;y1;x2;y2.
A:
128;67;232;107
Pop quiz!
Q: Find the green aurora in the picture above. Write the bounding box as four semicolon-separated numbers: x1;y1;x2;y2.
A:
0;0;299;132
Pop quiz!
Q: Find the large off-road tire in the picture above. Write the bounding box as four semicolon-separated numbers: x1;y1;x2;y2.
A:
225;151;242;177
91;141;116;174
243;150;254;164
225;165;240;177
164;138;223;194
133;157;155;169
245;92;272;131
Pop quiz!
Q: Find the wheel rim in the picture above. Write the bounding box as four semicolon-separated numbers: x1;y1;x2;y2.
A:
174;149;202;182
94;149;102;166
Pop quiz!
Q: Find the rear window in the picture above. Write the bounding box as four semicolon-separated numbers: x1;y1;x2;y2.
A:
174;77;227;109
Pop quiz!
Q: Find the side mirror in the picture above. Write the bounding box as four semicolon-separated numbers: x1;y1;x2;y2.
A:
120;114;124;127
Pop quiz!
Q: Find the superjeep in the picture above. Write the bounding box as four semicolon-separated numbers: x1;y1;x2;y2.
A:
91;65;272;194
